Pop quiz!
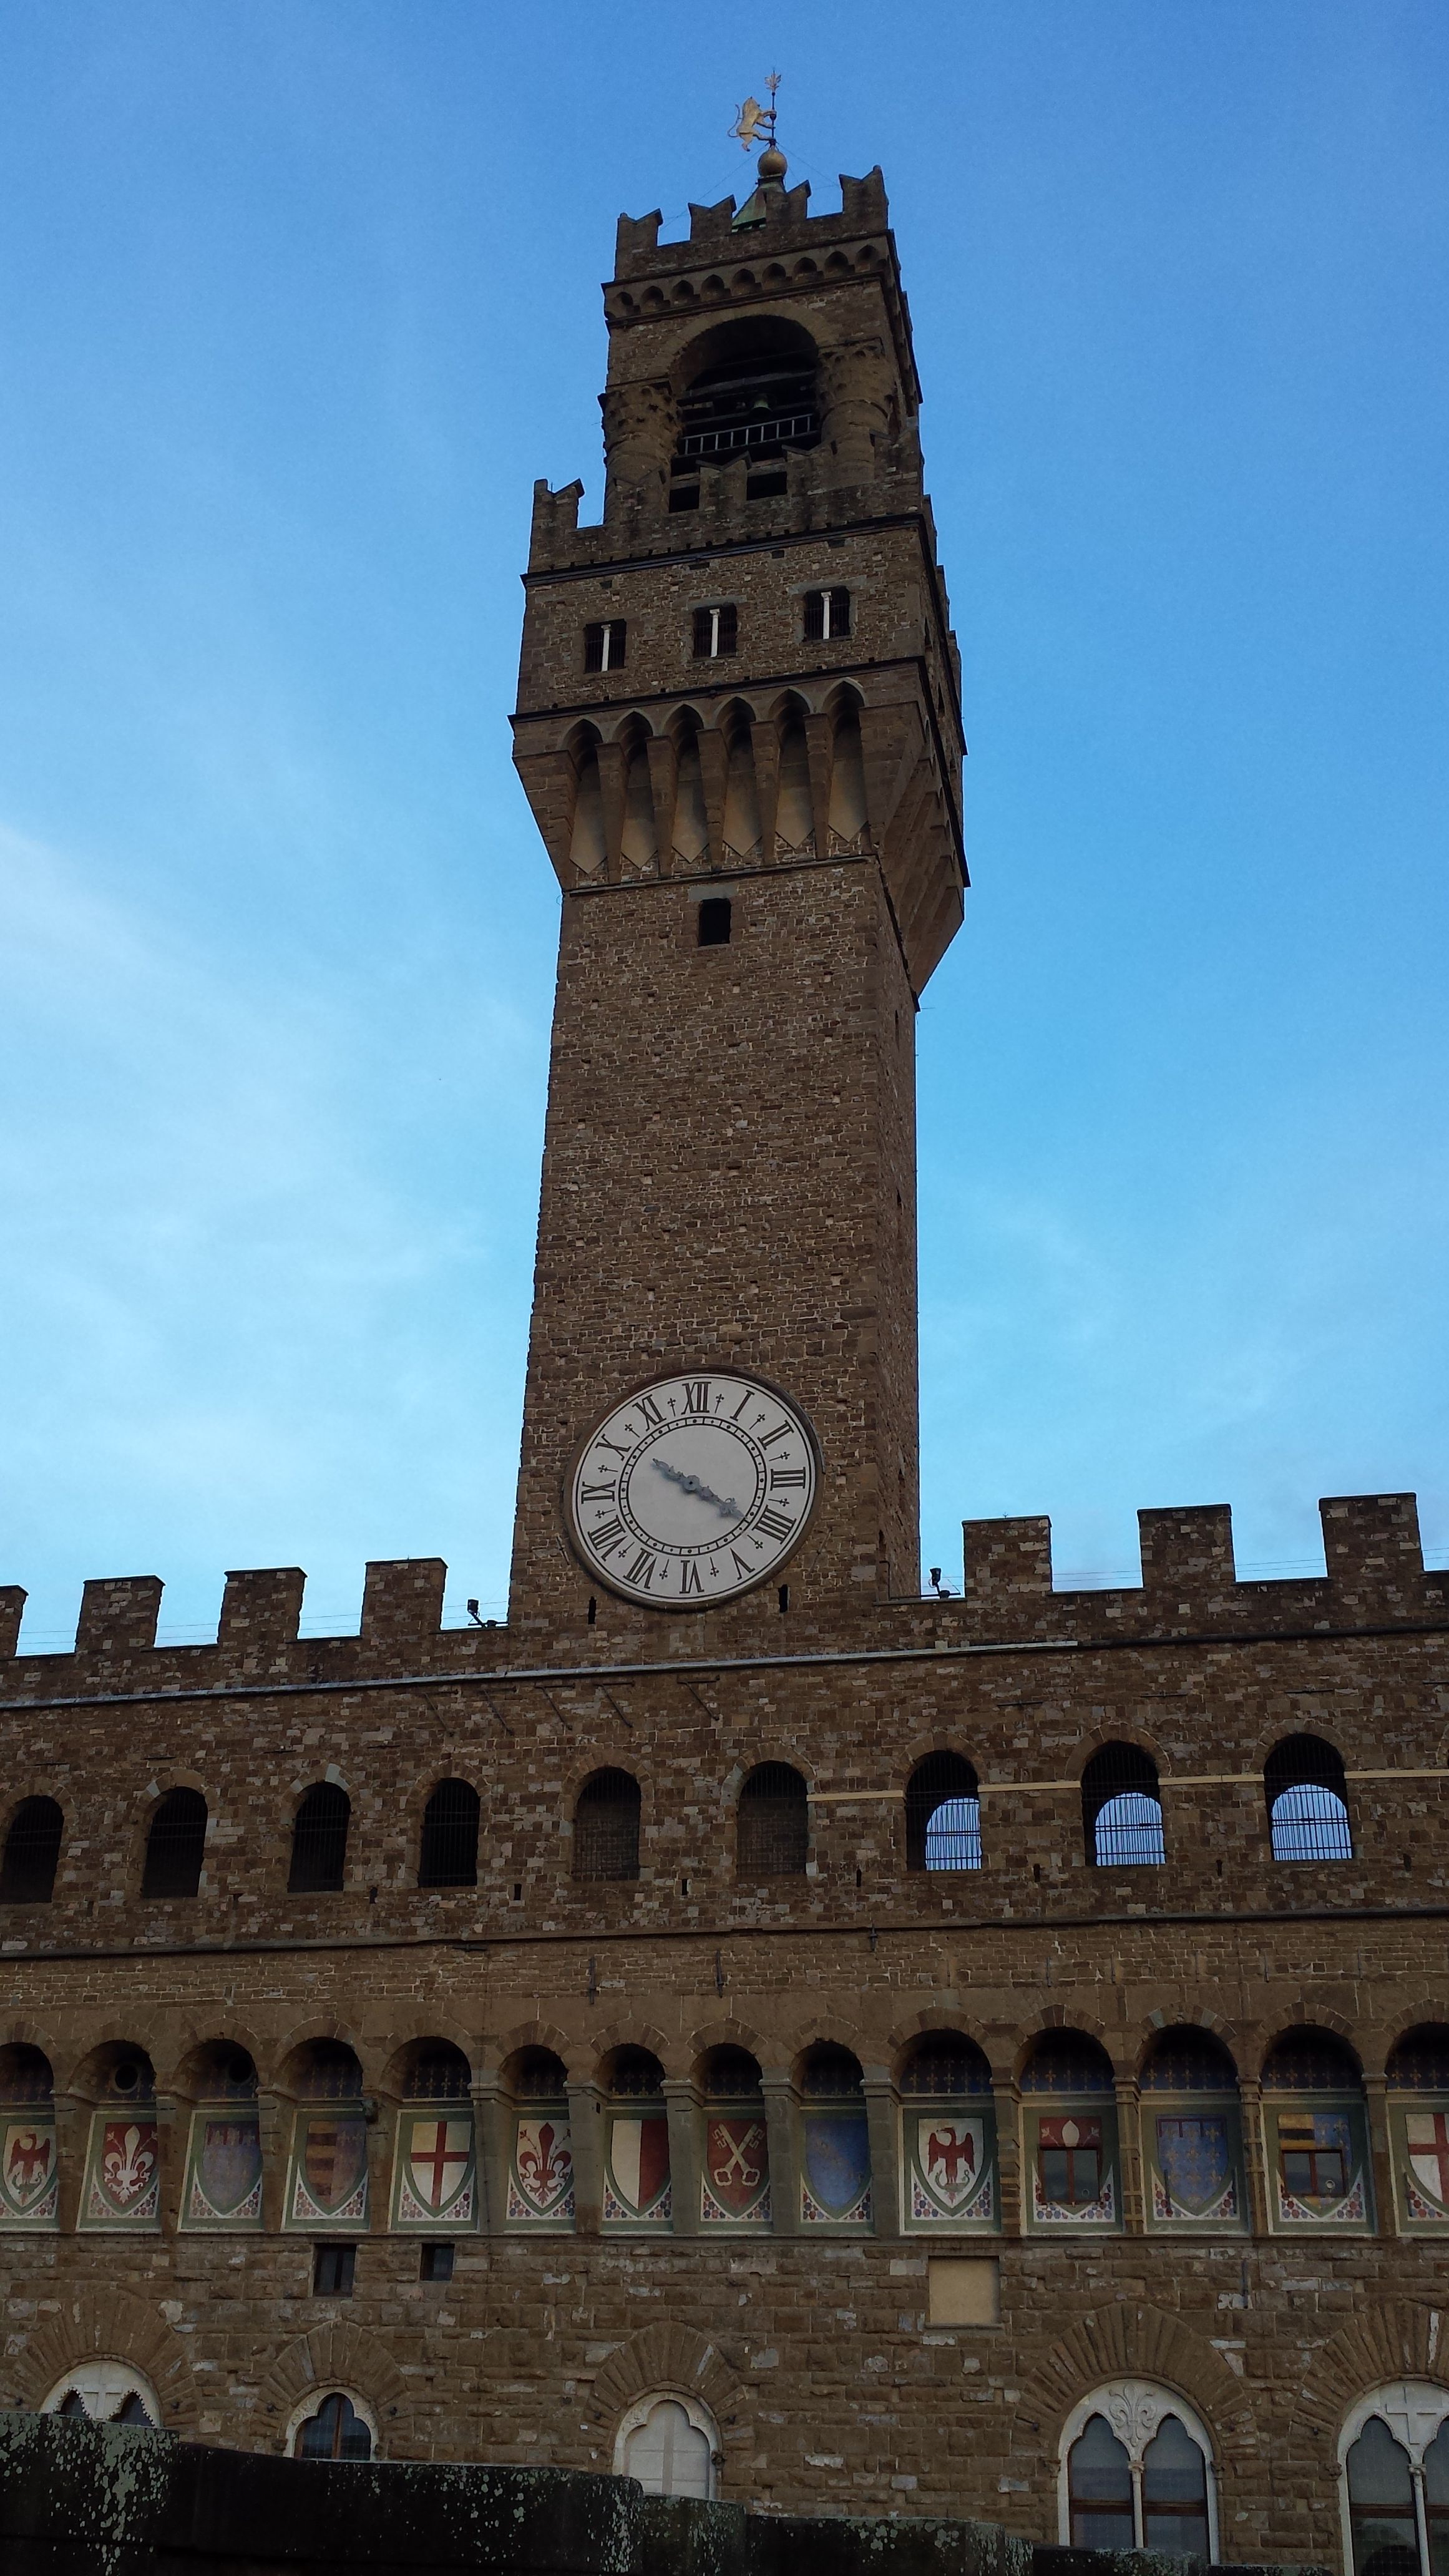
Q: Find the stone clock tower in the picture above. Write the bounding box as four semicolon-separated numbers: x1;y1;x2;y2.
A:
509;149;966;1635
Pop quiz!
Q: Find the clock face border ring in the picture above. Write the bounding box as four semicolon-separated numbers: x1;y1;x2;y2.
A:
560;1365;823;1611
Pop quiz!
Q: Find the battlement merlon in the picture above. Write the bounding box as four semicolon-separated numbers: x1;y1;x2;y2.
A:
2;1498;1445;1690
962;1493;1442;1630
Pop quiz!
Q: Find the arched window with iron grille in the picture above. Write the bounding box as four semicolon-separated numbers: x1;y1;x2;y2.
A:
905;1754;981;1871
573;1770;641;1882
1266;1734;1352;1861
418;1780;479;1889
737;1764;808;1877
288;1783;350;1893
141;1788;208;1898
0;1797;63;1903
1081;1745;1164;1868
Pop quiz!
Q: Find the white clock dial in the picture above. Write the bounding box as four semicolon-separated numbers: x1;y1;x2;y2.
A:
567;1371;819;1608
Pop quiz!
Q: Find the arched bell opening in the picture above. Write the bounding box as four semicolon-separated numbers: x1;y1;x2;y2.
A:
668;316;820;512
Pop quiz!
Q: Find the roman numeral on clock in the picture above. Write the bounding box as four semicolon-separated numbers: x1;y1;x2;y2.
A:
579;1480;615;1503
683;1380;712;1414
588;1516;627;1559
755;1506;794;1541
769;1469;807;1489
625;1548;658;1587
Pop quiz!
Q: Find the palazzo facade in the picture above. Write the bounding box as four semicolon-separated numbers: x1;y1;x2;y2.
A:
1;144;1446;2572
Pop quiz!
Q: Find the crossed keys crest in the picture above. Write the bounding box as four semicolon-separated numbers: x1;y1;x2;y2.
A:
710;2119;764;2192
729;73;781;153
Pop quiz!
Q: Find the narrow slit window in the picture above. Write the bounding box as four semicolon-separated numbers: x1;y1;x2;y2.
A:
693;604;738;660
583;619;627;673
803;587;851;642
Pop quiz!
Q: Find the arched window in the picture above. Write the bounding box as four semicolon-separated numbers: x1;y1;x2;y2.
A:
1140;2027;1244;2230
289;1784;350;1894
1387;2026;1449;2228
289;2389;374;2461
1081;1745;1164;1868
737;1764;807;1878
0;1797;63;1903
290;2039;363;2100
615;2391;718;2499
1266;1734;1352;1861
905;1754;981;1872
396;2039;471;2101
418;1779;479;1889
141;1788;207;1898
573;1770;640;1883
1340;2386;1449;2576
1021;2031;1118;2228
1262;2027;1370;2227
42;2361;160;2426
899;2031;995;2228
1060;2383;1217;2558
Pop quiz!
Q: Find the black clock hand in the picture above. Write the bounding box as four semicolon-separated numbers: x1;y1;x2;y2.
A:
650;1456;740;1518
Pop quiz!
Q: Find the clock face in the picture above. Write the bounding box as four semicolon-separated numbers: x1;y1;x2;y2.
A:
567;1371;819;1608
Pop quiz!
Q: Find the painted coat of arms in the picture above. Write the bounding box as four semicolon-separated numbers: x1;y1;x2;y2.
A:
507;2117;574;2223
909;2114;993;2225
1151;2113;1239;2225
287;2113;369;2229
700;2115;770;2225
1274;2108;1365;2223
1033;2114;1116;2225
1403;2110;1449;2222
603;2112;671;2224
183;2114;263;2228
83;2117;160;2227
0;2118;57;2227
801;2111;872;2225
393;2115;475;2228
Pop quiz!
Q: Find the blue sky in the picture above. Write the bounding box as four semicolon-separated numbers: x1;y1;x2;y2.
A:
2;1;1446;1646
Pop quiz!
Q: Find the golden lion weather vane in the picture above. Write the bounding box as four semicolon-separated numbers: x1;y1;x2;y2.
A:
729;71;781;153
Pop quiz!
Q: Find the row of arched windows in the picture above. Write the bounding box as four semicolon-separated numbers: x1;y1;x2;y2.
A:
0;1733;1362;1905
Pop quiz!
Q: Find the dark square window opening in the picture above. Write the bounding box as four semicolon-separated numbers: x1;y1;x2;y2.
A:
1040;2145;1102;2207
1282;2146;1346;2200
583;619;626;674
697;897;731;947
693;603;738;660
312;2242;356;2298
803;587;851;643
747;471;788;501
419;2240;456;2283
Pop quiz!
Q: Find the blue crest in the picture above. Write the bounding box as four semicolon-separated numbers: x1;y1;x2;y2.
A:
803;2112;871;2217
1156;2112;1231;2217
